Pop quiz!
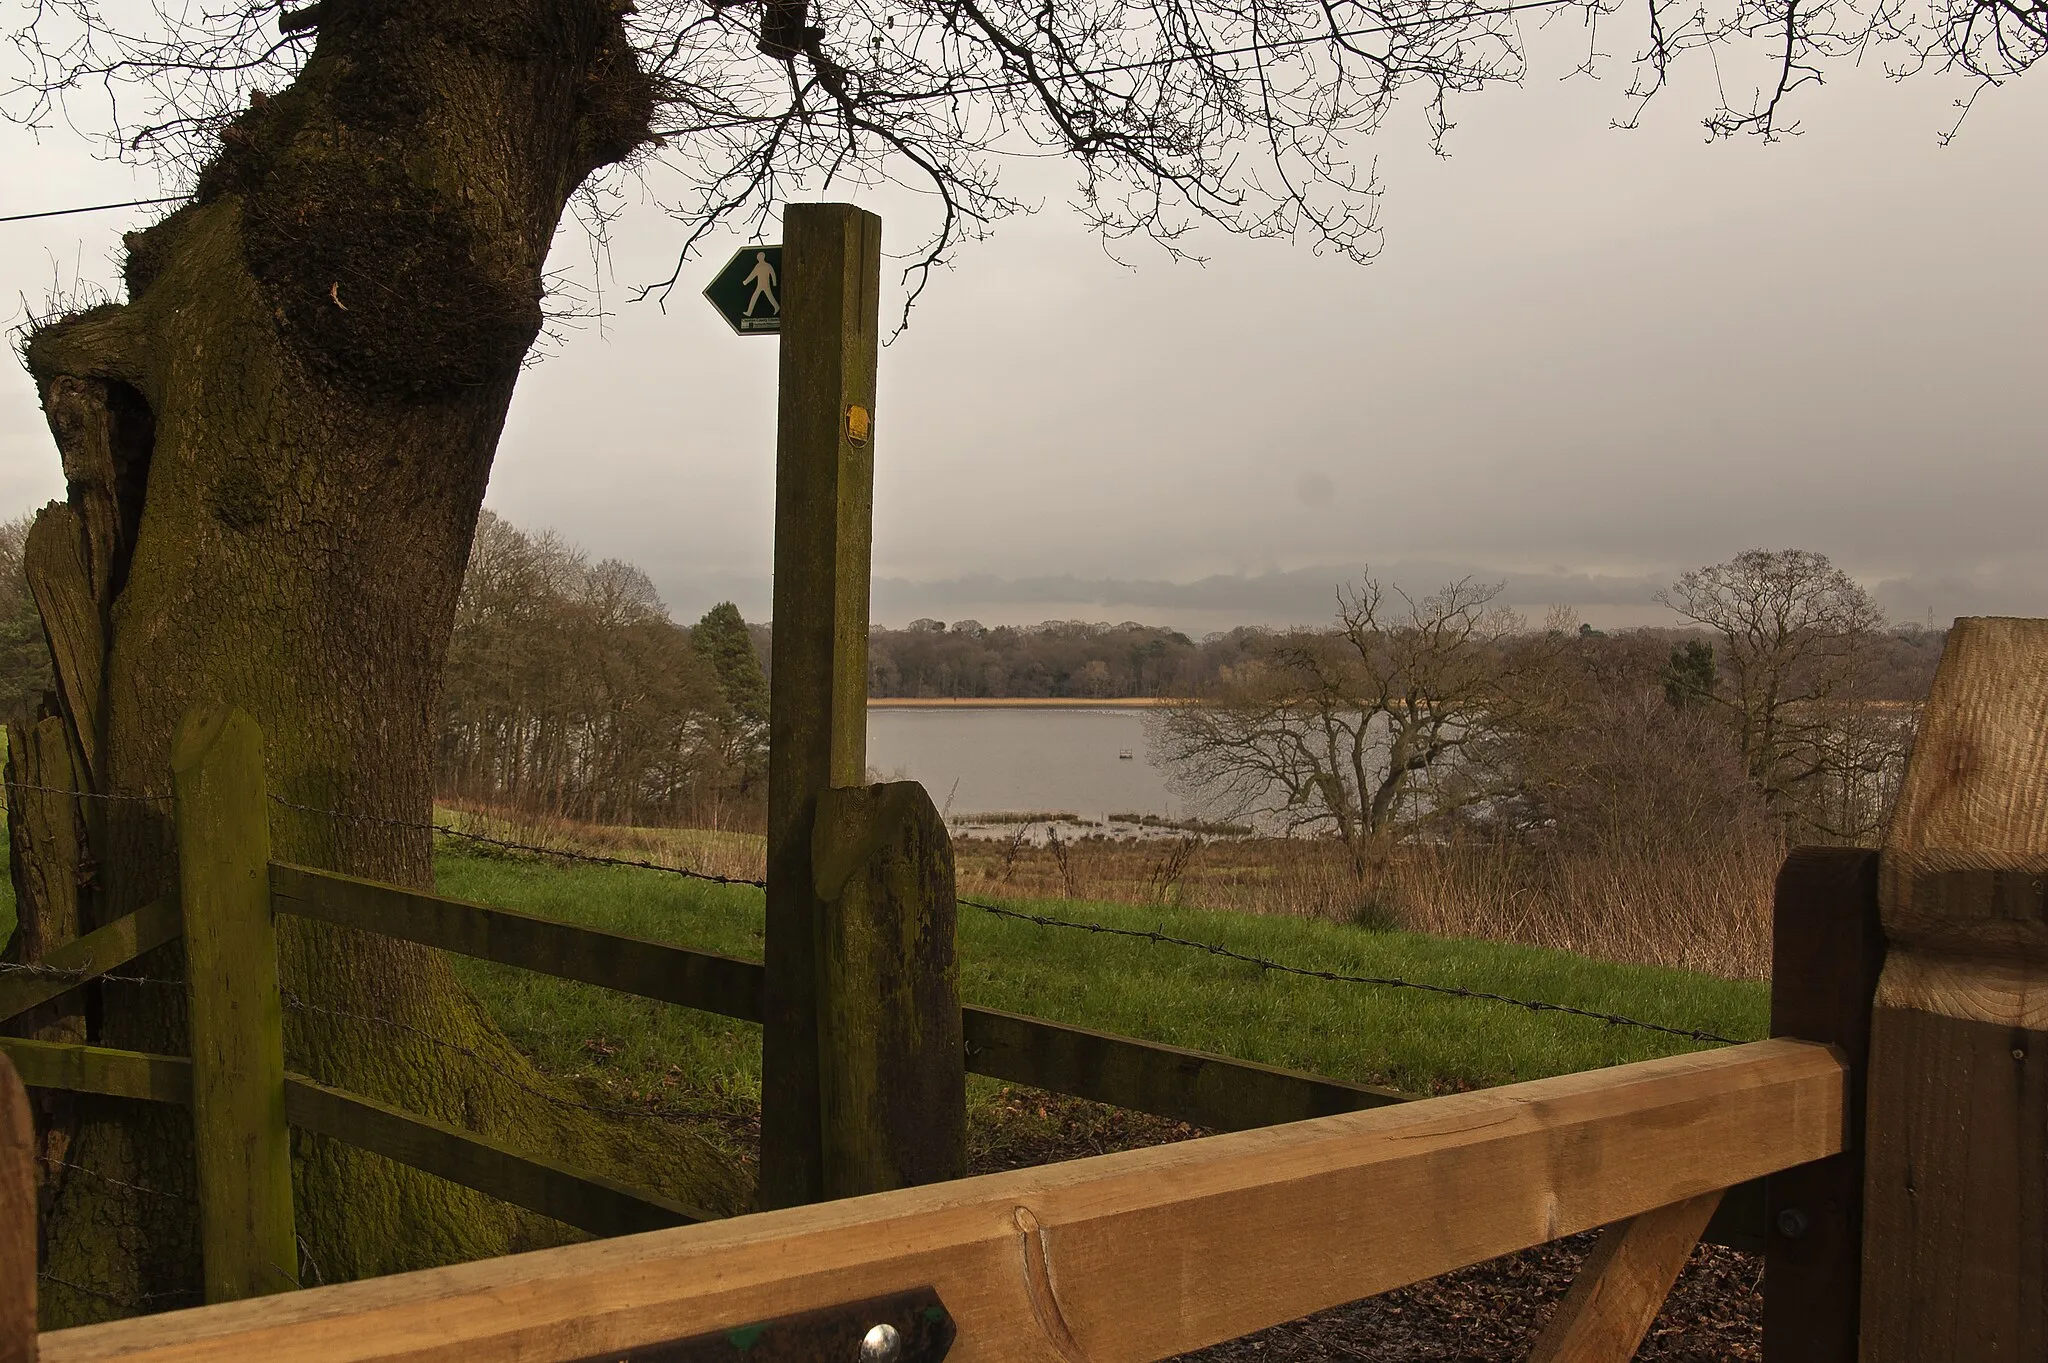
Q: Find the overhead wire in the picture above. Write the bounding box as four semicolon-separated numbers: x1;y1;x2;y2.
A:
3;0;1585;224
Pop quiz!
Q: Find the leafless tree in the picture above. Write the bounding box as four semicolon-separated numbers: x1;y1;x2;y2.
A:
1153;576;1567;881
1658;548;1905;841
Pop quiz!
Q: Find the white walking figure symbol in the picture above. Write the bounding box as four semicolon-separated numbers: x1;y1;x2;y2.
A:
742;251;779;318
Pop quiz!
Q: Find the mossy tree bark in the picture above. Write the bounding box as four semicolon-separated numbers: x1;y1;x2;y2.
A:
7;0;748;1323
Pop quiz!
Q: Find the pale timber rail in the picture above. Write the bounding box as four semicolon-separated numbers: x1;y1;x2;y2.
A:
9;1038;1843;1363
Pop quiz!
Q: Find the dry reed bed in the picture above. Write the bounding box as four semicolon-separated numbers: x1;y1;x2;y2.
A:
953;832;1780;980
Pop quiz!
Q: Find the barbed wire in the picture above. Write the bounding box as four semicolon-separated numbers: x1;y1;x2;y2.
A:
280;990;743;1135
957;897;1747;1045
267;796;769;889
37;1154;193;1203
37;1270;197;1313
0;959;181;989
2;780;173;804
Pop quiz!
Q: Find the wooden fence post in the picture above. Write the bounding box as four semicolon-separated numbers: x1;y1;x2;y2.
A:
1762;846;1883;1363
172;704;296;1302
1;1052;33;1362
812;781;967;1197
1860;617;2048;1359
761;202;882;1210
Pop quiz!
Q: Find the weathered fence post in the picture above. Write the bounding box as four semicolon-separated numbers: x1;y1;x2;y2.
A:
1;1052;33;1362
172;704;296;1301
761;202;883;1209
812;782;967;1196
1860;617;2048;1358
1762;846;1883;1363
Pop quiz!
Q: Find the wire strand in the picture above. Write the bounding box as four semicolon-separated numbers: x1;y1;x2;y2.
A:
2;780;173;804
280;991;745;1133
957;897;1747;1045
266;796;768;888
0;196;187;224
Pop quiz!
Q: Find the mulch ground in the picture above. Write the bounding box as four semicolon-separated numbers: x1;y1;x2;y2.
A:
968;1090;1761;1363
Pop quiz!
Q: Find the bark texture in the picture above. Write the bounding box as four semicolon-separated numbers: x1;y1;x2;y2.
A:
10;0;748;1323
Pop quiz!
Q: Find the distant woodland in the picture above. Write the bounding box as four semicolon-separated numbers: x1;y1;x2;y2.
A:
866;613;1943;704
0;513;1946;846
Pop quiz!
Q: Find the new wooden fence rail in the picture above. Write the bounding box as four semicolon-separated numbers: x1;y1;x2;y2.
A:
23;1038;1846;1363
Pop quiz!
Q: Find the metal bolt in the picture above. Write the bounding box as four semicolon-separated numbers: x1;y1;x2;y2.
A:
861;1323;902;1363
1776;1206;1812;1240
2014;1048;2028;1062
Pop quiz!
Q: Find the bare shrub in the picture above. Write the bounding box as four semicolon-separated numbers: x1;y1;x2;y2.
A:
1394;687;1785;978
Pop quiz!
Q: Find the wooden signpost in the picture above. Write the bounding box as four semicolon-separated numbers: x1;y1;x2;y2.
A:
747;204;966;1209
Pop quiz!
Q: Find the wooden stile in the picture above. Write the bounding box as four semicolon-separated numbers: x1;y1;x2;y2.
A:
1525;1191;1723;1363
761;201;883;1209
37;1041;1844;1363
2;1053;34;1363
812;782;967;1195
1761;846;1882;1363
171;706;297;1303
1860;617;2048;1360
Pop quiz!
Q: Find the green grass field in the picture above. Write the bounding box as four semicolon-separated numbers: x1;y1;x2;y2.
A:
431;844;1768;1113
1;826;1769;1119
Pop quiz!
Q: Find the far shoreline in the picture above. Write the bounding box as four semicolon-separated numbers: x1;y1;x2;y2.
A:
867;696;1177;708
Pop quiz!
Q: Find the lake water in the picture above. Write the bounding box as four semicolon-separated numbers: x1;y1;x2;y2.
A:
865;706;1184;825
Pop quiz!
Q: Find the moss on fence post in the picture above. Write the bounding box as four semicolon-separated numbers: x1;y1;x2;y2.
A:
812;781;965;1196
172;704;295;1302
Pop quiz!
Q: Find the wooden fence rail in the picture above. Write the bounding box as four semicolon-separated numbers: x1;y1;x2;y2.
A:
18;1038;1844;1363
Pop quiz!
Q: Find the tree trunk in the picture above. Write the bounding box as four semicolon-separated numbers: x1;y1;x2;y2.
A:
11;0;749;1324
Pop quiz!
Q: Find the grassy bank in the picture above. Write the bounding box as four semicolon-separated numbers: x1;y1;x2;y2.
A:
432;845;1767;1120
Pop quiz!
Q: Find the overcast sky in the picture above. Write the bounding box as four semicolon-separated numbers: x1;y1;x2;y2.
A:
3;32;2043;635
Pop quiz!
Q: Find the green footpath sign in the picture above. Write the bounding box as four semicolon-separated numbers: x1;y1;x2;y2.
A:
704;245;784;335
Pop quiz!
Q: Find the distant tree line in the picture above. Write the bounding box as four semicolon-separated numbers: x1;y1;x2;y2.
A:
868;618;1245;698
864;607;1941;708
